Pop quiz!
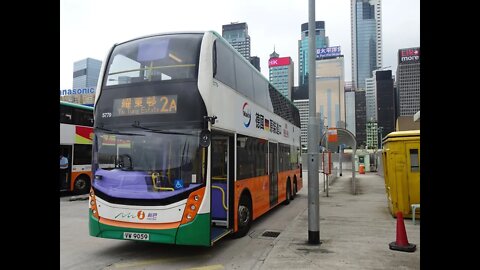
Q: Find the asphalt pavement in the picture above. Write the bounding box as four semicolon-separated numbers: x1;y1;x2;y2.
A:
259;170;420;270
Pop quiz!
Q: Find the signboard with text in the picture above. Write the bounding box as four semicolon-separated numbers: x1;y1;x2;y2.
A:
398;47;420;64
268;57;291;67
316;46;341;59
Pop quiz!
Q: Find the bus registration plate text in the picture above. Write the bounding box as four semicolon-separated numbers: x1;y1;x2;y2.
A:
123;232;149;241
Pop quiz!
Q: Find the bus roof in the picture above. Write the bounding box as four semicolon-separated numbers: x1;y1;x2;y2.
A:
60;101;94;111
209;31;299;109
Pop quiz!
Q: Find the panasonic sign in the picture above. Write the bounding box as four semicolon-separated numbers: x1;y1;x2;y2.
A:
59;88;95;96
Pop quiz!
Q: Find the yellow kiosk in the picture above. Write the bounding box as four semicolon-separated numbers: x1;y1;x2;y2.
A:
382;130;420;219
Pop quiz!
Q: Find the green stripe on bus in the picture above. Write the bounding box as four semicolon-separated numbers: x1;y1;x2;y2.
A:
175;213;211;246
89;210;177;244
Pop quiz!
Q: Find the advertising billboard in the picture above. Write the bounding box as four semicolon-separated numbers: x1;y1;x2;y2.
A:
268;57;291;67
398;47;420;64
316;46;341;59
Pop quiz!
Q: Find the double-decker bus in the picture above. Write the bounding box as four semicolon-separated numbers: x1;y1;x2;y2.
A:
89;31;302;246
60;101;94;194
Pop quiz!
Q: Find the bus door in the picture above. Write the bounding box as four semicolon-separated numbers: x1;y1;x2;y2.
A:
60;145;72;191
269;142;278;207
210;134;233;243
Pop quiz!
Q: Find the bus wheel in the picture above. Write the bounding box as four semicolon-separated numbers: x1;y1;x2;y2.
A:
232;194;252;238
292;178;297;200
74;175;91;195
284;181;291;205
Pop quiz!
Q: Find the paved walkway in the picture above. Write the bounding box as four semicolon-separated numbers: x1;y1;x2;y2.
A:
259;171;420;269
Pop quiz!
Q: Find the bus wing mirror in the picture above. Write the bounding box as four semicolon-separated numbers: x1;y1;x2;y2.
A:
199;130;211;148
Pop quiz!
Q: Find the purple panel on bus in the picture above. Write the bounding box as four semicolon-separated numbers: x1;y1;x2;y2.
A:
211;182;227;220
93;169;200;199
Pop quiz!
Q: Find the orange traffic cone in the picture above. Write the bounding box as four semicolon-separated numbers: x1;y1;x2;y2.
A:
389;211;416;252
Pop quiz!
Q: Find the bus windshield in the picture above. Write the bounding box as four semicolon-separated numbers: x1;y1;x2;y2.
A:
93;129;206;198
104;34;203;86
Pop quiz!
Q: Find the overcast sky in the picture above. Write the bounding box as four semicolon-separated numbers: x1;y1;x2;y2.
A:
60;0;419;90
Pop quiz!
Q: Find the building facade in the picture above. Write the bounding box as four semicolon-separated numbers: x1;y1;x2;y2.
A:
351;0;382;91
315;56;345;128
366;121;378;149
298;21;329;87
376;70;395;139
269;50;294;100
345;83;356;135
249;56;260;72
365;76;377;122
293;99;309;152
62;58;101;105
355;90;367;147
396;47;420;116
222;22;251;60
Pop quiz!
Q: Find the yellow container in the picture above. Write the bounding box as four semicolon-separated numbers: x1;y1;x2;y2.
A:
381;130;420;219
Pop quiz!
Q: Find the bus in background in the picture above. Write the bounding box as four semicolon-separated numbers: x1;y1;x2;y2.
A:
60;101;94;194
89;31;302;246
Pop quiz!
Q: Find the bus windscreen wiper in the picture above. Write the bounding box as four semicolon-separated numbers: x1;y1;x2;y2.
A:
131;123;195;136
94;126;145;136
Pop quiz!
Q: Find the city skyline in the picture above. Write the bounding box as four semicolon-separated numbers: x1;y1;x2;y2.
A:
60;0;419;90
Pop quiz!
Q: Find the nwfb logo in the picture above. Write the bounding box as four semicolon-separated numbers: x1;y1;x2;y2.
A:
242;102;251;128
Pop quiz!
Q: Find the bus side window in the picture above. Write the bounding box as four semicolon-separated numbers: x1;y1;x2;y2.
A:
60;105;73;124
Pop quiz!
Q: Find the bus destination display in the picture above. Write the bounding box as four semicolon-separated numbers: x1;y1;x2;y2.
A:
113;95;177;116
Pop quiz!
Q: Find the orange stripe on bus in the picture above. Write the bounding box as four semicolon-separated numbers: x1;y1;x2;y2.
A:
233;169;302;233
99;217;181;230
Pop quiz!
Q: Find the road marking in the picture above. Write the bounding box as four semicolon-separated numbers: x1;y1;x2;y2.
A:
183;265;224;270
110;254;211;268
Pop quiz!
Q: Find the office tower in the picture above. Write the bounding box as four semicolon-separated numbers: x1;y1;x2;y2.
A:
345;82;356;135
397;47;420;116
365;77;376;122
355;90;367;147
366;121;378;149
298;21;329;87
351;0;382;91
249;56;260;72
269;50;294;100
222;22;251;60
293;99;309;153
376;70;395;140
315;55;345;128
64;58;101;105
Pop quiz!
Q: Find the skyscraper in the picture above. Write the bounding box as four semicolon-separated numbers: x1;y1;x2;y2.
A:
376;70;395;139
298;21;329;87
397;47;420;116
355;90;367;147
65;58;101;105
344;83;356;135
315;56;345;128
365;76;377;122
269;50;294;100
222;22;251;60
249;56;260;72
351;0;382;91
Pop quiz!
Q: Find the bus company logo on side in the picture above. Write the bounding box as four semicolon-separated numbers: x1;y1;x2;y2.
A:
137;210;145;220
242;102;252;128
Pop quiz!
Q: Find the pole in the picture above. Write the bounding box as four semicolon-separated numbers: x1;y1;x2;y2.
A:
339;144;343;176
325;126;329;197
307;0;320;245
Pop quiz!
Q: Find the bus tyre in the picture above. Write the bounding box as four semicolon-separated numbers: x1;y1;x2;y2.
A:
292;181;297;199
232;194;252;238
284;182;291;205
74;175;91;195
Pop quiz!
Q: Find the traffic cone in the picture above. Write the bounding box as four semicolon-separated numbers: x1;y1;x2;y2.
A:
389;211;416;252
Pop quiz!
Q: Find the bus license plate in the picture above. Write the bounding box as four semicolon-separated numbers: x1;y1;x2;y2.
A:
123;232;149;241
